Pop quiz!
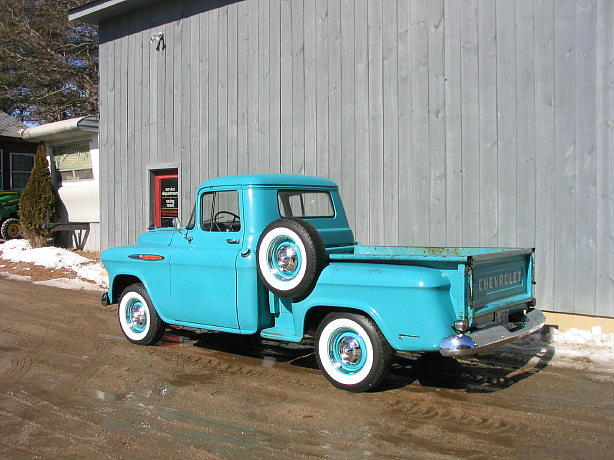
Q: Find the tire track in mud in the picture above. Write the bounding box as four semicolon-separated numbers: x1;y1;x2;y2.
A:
120;331;521;456
0;330;43;387
383;392;515;439
63;338;103;393
61;303;116;393
152;342;322;390
0;355;32;382
0;389;111;458
372;395;518;459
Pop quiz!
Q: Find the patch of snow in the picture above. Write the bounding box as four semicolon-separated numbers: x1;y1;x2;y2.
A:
0;239;107;288
74;262;107;285
485;326;614;373
0;239;90;268
550;326;614;367
35;277;103;292
0;272;32;282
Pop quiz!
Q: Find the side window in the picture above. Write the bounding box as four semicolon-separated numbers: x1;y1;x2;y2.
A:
201;190;241;232
278;190;335;218
52;142;93;182
10;153;35;190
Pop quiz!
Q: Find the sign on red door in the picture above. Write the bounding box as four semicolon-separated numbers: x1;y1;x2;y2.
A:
154;172;178;227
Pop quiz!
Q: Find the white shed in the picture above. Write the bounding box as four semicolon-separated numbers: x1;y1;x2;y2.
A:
22;116;100;251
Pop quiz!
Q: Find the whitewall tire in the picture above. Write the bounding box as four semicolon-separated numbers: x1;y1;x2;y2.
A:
315;312;393;392
118;283;166;345
257;218;326;300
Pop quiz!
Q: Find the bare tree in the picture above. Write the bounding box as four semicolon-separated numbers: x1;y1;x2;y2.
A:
0;0;98;124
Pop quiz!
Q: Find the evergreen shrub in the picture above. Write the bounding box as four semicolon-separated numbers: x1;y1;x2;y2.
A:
19;144;56;247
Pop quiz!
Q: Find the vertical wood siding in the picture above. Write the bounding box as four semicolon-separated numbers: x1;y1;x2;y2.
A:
98;0;613;318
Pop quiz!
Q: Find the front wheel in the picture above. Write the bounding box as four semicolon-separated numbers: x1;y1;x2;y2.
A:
315;312;393;392
118;283;166;345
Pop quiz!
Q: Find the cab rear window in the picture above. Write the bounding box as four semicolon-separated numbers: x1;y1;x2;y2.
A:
278;190;334;218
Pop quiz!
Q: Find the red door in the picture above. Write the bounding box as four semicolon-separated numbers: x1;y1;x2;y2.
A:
153;172;178;227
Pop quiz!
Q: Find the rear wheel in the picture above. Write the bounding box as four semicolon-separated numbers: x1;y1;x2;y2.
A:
118;283;166;345
315;312;393;392
1;218;21;240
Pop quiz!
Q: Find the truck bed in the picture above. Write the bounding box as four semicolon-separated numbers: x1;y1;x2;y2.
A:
329;245;529;264
329;245;535;316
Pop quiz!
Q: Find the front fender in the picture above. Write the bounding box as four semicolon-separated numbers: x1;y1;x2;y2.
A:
102;245;172;311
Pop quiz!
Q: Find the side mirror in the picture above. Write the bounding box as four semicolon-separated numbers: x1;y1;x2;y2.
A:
173;217;193;243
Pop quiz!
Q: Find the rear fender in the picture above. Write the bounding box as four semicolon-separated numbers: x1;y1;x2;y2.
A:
291;263;456;351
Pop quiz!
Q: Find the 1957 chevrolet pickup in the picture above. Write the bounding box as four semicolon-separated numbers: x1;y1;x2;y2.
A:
101;174;545;392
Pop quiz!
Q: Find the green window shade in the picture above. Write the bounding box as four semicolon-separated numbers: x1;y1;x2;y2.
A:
52;143;93;182
53;143;91;171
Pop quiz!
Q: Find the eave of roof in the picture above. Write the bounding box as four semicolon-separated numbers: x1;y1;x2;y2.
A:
21;116;99;142
69;0;158;24
0;111;26;138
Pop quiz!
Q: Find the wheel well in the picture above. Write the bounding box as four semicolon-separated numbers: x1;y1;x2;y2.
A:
111;275;142;303
304;306;375;336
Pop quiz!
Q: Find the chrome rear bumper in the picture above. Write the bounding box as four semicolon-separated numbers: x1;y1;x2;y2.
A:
439;309;546;357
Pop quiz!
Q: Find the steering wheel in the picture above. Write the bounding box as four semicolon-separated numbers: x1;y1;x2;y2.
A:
212;211;240;232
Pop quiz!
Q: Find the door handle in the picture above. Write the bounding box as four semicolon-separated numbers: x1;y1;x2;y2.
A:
226;238;240;244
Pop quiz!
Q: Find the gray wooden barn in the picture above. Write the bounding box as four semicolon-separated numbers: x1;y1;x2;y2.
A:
71;0;613;321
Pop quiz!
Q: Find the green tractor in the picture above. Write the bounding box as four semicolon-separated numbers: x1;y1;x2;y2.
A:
0;191;22;240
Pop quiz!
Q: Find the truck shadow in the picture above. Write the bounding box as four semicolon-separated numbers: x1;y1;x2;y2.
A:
163;328;320;370
162;328;555;393
385;340;555;393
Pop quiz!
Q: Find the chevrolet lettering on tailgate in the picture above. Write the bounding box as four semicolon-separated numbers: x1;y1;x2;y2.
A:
477;270;524;292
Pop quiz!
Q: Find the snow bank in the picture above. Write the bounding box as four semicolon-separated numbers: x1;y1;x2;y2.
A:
549;326;614;366
35;277;104;291
481;325;614;373
0;239;107;287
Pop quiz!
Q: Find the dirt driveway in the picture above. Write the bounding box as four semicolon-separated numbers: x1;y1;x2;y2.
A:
0;277;612;459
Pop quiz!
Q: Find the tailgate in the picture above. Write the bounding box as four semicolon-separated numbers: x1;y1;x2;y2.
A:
468;249;534;316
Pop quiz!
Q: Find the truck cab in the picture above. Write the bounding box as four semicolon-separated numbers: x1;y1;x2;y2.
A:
101;174;545;392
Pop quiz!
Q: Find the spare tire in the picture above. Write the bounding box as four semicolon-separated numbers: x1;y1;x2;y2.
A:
257;218;327;300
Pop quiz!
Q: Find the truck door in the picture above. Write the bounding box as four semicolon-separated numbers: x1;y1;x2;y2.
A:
169;189;242;329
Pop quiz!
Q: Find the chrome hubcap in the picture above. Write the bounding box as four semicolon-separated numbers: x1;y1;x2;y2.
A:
276;245;298;273
338;336;362;365
131;304;146;326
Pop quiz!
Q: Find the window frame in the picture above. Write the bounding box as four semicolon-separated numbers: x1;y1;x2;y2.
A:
277;189;336;219
51;141;94;183
9;152;35;191
199;189;242;233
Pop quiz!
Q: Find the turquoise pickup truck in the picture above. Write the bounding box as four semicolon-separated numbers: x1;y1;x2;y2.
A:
101;174;545;392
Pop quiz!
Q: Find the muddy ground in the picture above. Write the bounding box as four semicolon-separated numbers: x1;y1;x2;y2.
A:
1;277;612;459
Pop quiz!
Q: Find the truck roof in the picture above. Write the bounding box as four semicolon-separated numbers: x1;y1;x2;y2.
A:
199;174;338;189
